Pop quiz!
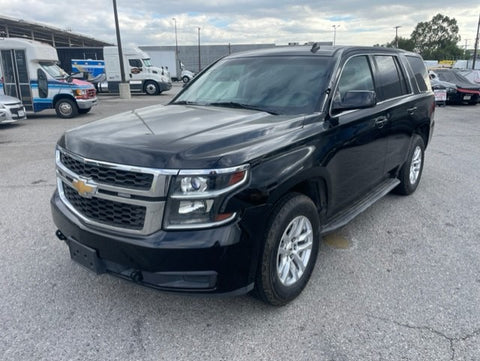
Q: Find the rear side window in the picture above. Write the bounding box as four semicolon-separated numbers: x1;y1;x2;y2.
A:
336;56;374;101
406;56;430;92
373;55;408;101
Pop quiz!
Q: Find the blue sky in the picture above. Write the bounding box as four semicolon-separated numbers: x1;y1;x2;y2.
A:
1;0;479;49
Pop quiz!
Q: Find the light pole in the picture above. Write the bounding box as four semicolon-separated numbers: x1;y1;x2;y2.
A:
473;14;480;70
112;0;130;98
172;18;179;80
394;26;401;48
197;27;201;73
332;25;340;46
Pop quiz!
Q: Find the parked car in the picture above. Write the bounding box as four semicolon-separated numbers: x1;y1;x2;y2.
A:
429;69;480;104
455;69;480;85
0;94;27;124
51;45;435;305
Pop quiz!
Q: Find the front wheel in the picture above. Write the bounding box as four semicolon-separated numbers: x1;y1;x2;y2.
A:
394;134;425;195
55;98;78;119
144;80;160;95
182;75;190;84
255;193;320;306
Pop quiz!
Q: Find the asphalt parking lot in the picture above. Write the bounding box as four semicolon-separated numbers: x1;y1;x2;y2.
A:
1;86;479;360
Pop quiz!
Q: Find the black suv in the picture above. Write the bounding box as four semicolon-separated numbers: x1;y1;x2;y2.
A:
51;45;434;305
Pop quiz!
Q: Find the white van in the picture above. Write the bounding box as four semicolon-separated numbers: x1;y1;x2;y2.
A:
103;46;171;95
0;37;97;118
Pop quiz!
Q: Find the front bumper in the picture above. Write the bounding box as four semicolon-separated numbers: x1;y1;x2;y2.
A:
159;82;172;92
76;97;98;109
51;190;255;295
0;104;27;124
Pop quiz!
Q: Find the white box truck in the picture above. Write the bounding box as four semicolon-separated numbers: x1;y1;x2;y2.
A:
139;47;196;83
0;37;97;118
103;46;172;95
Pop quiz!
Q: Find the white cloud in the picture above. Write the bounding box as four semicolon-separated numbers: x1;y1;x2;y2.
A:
0;0;479;48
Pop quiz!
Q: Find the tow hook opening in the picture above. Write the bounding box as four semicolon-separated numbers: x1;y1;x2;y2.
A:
130;270;143;283
55;229;67;241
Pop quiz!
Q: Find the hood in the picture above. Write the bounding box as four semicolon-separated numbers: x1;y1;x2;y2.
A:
70;78;95;88
60;104;309;169
435;71;480;90
0;94;22;104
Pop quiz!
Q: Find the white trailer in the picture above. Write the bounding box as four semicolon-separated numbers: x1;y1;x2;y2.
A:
103;46;171;95
139;47;195;82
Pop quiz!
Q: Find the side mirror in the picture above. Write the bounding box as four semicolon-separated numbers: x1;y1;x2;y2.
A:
332;90;376;112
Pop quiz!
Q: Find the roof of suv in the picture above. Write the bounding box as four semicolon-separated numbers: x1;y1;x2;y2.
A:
227;45;415;59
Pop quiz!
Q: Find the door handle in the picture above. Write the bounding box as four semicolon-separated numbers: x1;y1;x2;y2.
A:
407;106;417;115
374;116;388;128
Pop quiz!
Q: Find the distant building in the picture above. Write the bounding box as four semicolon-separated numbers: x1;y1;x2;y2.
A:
140;42;333;73
0;15;111;47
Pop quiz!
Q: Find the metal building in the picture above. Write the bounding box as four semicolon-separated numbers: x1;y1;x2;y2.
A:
0;15;110;48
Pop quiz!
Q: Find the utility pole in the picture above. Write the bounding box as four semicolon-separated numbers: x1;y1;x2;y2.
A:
173;18;179;80
112;0;130;98
473;14;480;70
394;26;401;48
197;27;201;73
332;25;340;46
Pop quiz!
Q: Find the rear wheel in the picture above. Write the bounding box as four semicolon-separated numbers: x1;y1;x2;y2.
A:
55;98;78;119
255;193;320;306
394;134;425;195
182;75;190;84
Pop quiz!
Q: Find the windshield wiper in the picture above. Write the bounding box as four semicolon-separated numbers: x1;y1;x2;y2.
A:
209;102;279;115
171;100;202;105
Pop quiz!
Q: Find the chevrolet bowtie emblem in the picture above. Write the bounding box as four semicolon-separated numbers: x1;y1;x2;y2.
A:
72;178;97;198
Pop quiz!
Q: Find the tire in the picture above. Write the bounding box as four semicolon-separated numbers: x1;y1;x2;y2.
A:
255;193;320;306
144;80;160;95
55;98;78;119
394;134;425;195
78;107;91;114
182;75;190;84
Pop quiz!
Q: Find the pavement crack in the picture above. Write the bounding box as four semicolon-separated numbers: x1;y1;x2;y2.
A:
458;328;480;342
367;314;456;360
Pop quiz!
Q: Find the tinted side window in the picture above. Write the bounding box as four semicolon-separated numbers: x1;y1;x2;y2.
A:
336;56;374;101
129;59;142;67
374;55;408;101
406;56;430;92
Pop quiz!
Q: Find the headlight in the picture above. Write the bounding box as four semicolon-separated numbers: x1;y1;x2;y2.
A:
164;165;249;229
0;103;5;109
446;87;456;93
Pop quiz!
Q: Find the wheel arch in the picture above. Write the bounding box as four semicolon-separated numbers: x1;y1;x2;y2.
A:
53;93;76;107
415;123;430;149
262;170;330;225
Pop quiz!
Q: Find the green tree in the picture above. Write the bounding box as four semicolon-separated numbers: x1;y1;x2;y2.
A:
410;13;463;60
383;37;415;51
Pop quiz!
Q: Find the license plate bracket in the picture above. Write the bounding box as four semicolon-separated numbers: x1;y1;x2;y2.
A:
67;238;106;274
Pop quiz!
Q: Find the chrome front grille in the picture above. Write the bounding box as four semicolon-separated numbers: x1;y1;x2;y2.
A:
87;88;96;98
63;182;146;230
60;152;153;190
56;147;178;235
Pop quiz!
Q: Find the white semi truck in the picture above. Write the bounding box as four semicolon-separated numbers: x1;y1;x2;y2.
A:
103;46;172;95
0;37;97;118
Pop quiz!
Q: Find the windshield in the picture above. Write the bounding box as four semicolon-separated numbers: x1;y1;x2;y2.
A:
173;56;332;115
436;70;469;84
142;58;152;67
40;62;68;80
